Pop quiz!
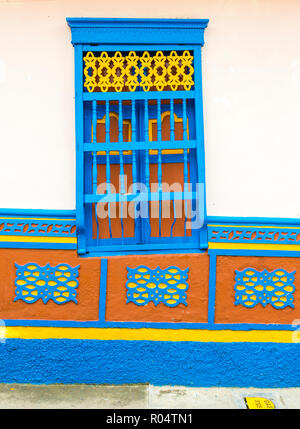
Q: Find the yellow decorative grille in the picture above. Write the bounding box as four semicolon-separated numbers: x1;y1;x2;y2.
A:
83;50;194;92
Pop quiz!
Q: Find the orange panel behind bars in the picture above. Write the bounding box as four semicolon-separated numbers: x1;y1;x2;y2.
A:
92;110;192;240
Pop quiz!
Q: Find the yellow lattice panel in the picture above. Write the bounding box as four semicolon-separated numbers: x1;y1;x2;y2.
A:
83;50;194;93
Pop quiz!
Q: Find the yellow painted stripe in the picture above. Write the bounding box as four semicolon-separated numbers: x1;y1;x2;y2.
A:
2;327;297;343
0;235;77;244
0;217;76;221
208;224;300;230
208;242;300;251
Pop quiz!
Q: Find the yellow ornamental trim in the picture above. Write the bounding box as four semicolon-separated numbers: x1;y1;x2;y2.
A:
83;50;194;92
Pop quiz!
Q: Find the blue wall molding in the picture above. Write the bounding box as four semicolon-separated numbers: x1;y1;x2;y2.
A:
207;216;300;225
3;319;300;330
0;218;76;237
0;210;76;249
208;222;300;246
0;209;76;217
1;210;300;251
209;226;300;246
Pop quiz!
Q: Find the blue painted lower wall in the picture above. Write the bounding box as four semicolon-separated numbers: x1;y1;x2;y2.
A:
0;339;300;387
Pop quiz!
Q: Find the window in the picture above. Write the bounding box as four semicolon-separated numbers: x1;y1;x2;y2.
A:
67;18;209;255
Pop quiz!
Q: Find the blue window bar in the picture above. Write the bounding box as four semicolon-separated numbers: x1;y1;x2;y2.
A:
67;18;209;255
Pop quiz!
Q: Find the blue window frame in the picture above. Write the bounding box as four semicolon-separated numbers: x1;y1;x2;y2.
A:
67;18;209;256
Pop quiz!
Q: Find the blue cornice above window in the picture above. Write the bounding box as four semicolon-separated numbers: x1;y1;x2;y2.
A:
66;17;209;45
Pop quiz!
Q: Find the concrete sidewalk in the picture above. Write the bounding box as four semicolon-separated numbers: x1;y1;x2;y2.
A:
0;384;299;408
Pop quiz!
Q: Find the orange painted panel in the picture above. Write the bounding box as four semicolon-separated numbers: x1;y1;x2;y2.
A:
105;253;209;322
215;255;300;324
93;162;135;240
148;162;192;238
0;249;100;321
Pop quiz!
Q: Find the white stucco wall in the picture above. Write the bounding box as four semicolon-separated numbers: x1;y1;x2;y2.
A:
0;0;299;217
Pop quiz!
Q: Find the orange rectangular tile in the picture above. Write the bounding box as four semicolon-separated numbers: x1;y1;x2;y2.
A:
215;255;300;324
105;253;209;323
0;249;100;321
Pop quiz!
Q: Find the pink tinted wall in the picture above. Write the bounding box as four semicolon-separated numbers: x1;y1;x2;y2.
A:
0;0;299;217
